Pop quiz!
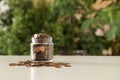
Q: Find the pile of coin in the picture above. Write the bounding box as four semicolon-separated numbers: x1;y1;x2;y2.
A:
9;60;71;68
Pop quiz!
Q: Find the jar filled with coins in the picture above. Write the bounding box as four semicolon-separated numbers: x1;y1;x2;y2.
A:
31;33;53;62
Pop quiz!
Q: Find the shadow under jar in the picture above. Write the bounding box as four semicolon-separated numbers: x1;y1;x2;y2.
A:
31;33;53;62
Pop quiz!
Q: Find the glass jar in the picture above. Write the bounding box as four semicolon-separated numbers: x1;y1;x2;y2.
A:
31;33;53;62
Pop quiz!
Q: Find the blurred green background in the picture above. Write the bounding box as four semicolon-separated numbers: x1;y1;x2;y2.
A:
0;0;120;55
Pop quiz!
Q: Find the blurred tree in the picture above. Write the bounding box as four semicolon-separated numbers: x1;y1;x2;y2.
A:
0;0;50;55
45;0;80;55
45;0;120;55
0;0;120;55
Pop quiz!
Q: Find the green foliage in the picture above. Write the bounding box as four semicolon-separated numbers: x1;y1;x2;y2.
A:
0;0;50;55
0;0;120;55
45;0;79;55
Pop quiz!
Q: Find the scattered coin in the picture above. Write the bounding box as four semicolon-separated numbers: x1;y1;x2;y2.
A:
9;60;71;68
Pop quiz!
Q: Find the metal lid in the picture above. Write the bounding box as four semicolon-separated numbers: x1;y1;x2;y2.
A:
31;33;52;43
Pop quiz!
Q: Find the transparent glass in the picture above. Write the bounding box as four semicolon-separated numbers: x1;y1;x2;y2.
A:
31;35;53;62
31;43;53;62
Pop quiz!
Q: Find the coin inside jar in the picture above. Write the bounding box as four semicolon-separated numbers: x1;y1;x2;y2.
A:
31;33;53;62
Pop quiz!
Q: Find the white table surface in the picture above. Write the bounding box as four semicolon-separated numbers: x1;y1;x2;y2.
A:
0;56;120;80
